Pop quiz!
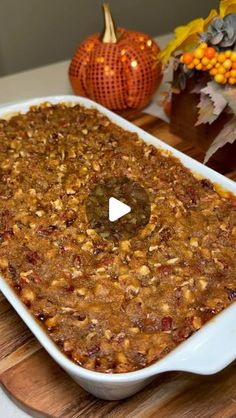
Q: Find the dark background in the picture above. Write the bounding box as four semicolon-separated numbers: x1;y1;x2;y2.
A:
0;0;218;76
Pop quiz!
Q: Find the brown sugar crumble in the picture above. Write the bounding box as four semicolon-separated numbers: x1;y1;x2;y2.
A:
0;103;235;373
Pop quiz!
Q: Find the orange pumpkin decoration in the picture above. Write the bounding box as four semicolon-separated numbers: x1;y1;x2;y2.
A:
69;3;162;111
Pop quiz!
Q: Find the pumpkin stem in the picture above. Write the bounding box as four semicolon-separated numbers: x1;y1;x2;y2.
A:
101;3;119;43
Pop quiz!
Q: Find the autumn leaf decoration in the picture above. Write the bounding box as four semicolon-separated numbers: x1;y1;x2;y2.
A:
195;81;236;162
204;116;236;163
159;0;236;163
202;1;236;161
195;82;226;126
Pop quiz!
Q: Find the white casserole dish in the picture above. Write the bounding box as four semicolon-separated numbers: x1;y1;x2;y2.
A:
0;95;235;401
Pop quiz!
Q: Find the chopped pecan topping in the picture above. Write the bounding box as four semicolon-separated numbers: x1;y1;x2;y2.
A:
0;103;234;374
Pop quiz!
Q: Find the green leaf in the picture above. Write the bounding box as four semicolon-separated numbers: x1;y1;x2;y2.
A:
204;116;236;163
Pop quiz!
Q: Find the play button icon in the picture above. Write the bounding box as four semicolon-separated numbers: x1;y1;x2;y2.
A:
109;197;131;222
86;177;150;241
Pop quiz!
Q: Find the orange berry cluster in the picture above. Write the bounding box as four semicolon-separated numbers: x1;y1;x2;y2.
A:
180;43;236;85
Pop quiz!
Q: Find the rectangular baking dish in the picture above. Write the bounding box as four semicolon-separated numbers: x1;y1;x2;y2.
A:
0;95;235;401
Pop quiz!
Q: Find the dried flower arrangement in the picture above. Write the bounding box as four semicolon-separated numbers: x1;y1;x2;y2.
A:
159;0;236;164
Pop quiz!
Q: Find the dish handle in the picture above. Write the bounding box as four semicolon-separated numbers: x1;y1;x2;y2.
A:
155;303;236;376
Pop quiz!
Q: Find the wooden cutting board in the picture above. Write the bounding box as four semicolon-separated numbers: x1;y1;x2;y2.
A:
0;113;236;418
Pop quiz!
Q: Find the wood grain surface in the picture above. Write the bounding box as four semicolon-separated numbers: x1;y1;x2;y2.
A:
0;113;236;418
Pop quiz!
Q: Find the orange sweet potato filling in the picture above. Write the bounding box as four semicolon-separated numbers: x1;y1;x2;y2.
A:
0;104;235;373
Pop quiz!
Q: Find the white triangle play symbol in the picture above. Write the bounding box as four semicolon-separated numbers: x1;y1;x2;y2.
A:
109;197;131;222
